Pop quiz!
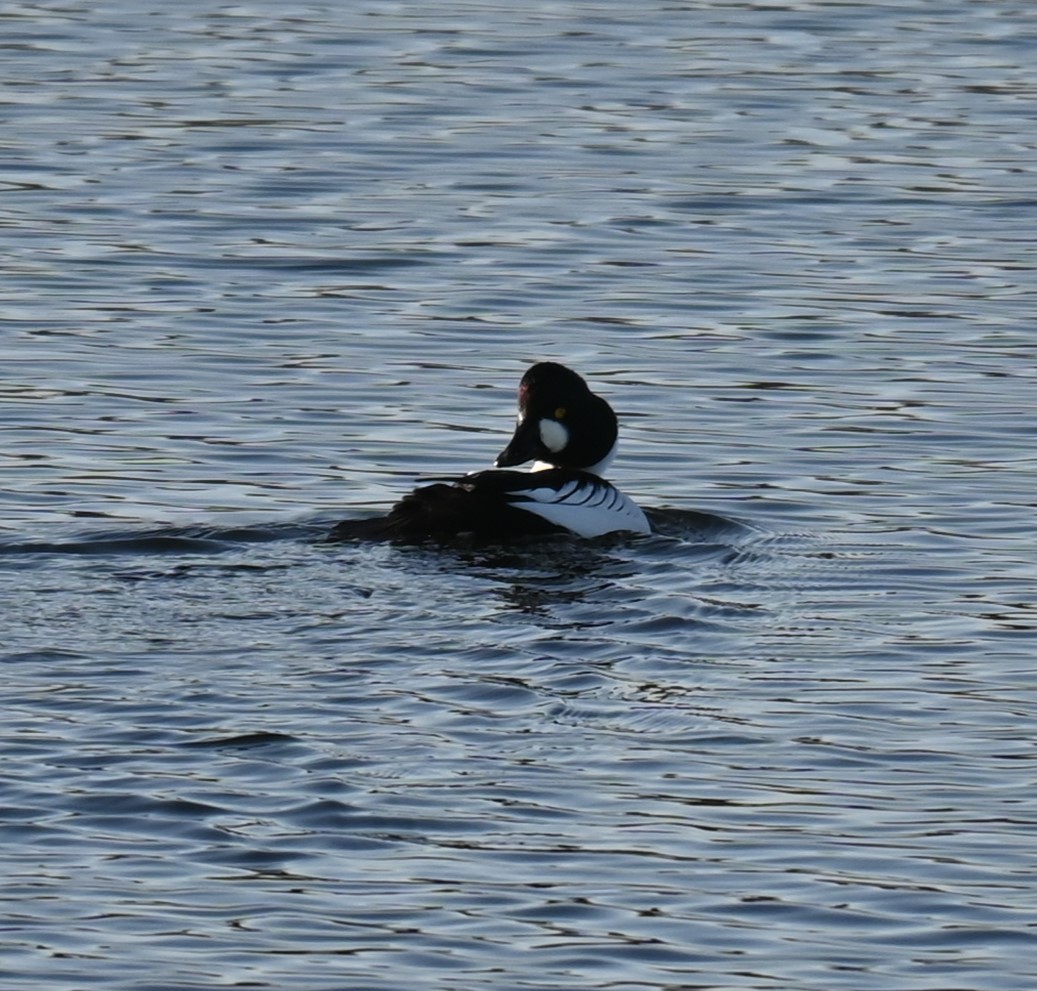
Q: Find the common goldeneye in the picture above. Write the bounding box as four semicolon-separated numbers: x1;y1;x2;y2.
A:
330;362;650;542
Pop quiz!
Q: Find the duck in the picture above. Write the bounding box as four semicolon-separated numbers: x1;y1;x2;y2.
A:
329;362;651;542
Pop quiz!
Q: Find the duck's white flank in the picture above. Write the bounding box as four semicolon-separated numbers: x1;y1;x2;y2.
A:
513;476;650;537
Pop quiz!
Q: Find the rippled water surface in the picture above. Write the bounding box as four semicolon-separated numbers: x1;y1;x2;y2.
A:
3;1;1036;989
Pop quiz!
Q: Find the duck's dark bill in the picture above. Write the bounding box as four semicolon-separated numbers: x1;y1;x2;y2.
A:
494;417;544;468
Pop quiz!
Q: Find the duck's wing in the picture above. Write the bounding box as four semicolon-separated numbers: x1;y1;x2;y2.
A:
499;470;651;538
329;469;650;543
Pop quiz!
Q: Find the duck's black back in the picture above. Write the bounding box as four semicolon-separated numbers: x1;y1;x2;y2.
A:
329;472;565;543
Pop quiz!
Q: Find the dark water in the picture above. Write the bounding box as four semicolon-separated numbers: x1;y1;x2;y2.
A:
3;2;1036;989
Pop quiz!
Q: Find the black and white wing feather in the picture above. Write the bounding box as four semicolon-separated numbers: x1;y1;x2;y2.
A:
503;470;650;538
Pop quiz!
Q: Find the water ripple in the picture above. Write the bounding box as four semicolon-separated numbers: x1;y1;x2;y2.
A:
3;1;1037;989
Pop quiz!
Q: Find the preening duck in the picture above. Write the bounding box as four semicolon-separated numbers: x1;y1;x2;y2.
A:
330;362;650;542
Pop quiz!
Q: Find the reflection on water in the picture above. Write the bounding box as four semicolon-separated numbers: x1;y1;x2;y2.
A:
3;1;1037;989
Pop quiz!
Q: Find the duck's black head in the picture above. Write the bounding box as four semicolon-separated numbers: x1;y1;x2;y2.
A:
494;362;618;475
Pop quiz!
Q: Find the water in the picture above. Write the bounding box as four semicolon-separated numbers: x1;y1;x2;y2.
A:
2;1;1036;989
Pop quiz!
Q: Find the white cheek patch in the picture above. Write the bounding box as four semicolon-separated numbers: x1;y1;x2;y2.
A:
538;418;569;454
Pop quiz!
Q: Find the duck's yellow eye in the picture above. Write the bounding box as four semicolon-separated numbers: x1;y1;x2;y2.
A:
554;407;567;419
